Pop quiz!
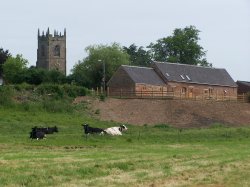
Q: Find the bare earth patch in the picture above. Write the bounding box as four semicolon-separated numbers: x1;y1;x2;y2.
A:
77;97;250;127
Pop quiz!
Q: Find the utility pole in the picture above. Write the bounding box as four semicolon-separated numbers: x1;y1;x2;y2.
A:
103;60;105;95
98;59;105;95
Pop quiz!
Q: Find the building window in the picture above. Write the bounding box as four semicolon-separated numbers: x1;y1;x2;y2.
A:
181;87;187;94
54;45;60;56
41;45;45;57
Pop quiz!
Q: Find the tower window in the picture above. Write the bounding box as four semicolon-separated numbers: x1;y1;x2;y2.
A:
54;45;60;56
41;45;45;57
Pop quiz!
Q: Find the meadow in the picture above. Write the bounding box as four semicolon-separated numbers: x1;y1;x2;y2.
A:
1;104;250;187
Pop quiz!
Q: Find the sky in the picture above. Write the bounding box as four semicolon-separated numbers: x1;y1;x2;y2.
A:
0;0;250;81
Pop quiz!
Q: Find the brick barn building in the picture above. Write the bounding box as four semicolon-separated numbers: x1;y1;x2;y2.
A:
107;62;237;99
236;81;250;94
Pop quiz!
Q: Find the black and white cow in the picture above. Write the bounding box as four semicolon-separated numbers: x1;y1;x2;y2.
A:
104;125;128;136
82;124;104;134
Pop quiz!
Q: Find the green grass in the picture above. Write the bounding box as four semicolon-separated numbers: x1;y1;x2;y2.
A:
1;106;250;186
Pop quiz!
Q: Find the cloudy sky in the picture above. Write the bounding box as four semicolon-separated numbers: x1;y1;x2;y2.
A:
0;0;249;81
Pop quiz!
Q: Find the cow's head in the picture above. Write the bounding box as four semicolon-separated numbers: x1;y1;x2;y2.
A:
54;126;58;132
120;125;128;131
82;124;88;129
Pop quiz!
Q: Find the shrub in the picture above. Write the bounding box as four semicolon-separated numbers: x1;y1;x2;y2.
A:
0;86;14;106
36;84;88;99
36;84;64;98
13;83;35;91
99;94;105;101
62;84;88;98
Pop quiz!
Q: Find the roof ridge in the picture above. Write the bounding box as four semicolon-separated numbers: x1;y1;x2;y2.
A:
237;80;250;83
153;61;224;70
121;65;153;69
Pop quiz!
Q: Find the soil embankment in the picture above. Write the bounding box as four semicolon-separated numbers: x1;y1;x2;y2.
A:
76;97;250;128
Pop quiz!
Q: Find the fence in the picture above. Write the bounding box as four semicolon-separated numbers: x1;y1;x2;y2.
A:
93;88;249;103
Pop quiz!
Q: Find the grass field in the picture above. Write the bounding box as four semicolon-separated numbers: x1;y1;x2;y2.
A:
1;106;250;187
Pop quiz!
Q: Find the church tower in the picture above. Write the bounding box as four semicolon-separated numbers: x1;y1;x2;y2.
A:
36;28;66;75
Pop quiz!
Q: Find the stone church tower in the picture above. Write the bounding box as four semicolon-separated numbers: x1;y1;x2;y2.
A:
36;28;66;75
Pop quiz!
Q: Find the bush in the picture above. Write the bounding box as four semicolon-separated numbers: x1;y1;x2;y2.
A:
36;84;64;98
13;83;35;91
35;83;88;99
0;86;14;106
99;94;106;101
62;84;88;98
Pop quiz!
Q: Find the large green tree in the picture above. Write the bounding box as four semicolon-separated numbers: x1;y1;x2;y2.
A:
148;26;211;66
3;54;28;84
123;44;151;67
0;48;11;76
71;43;130;88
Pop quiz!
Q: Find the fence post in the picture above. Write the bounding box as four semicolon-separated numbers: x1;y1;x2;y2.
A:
107;87;109;97
96;87;99;96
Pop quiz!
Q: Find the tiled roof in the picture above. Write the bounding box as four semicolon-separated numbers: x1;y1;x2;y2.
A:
237;81;250;87
153;62;237;87
121;65;166;86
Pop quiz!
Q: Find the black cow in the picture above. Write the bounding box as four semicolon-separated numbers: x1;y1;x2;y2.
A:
32;126;58;134
82;124;104;134
47;126;58;134
30;130;46;140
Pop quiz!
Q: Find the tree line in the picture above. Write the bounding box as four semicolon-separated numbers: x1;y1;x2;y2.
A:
0;26;210;88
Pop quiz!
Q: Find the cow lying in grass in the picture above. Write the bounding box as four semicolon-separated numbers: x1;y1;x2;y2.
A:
30;127;46;140
29;126;58;140
82;124;104;134
104;125;128;136
35;126;59;134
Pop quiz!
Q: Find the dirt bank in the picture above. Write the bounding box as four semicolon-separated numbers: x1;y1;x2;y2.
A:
76;97;250;128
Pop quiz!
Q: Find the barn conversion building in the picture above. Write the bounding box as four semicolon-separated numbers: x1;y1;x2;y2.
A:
236;81;250;94
107;62;238;100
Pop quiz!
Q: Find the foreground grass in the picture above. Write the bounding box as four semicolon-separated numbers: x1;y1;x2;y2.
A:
1;107;250;186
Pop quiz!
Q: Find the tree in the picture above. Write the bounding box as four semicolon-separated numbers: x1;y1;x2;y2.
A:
0;48;11;76
148;26;211;66
25;66;46;85
3;54;28;84
123;44;151;67
71;43;130;88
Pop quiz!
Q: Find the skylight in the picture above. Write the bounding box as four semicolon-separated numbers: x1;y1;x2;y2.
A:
186;75;191;80
166;73;170;76
180;75;185;80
